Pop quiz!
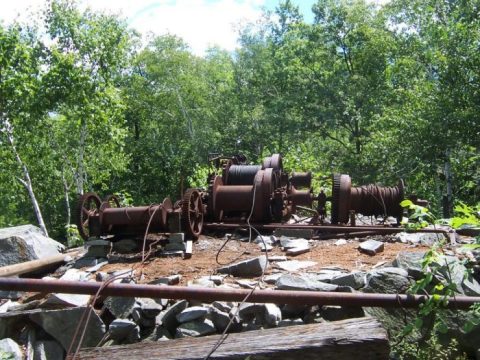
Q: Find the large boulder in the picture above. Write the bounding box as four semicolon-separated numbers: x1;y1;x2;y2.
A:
0;225;64;267
29;307;105;350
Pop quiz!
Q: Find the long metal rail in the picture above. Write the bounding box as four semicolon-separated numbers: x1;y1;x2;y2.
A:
204;222;452;235
1;278;478;309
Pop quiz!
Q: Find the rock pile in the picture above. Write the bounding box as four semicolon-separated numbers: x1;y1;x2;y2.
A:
1;224;480;358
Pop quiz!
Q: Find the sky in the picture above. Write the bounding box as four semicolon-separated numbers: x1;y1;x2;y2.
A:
0;0;320;55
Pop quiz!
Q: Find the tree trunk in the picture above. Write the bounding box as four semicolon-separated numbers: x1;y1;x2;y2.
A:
4;121;49;237
62;170;71;226
76;121;87;195
443;149;453;218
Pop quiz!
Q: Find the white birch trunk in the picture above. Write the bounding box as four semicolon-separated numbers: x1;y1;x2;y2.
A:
3;120;49;237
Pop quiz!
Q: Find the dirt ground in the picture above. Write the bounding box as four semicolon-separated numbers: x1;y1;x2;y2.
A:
97;233;429;286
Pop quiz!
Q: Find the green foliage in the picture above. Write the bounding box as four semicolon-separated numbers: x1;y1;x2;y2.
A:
400;200;435;229
392;336;467;360
65;224;82;248
450;202;480;229
1;0;479;241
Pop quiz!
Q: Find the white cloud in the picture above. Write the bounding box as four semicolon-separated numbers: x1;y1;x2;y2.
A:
0;0;266;55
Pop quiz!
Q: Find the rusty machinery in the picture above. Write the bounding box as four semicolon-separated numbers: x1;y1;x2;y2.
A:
203;153;422;226
75;152;425;242
75;189;204;241
204;154;323;223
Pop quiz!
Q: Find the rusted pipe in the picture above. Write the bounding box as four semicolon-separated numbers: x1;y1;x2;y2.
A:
0;278;478;309
203;222;451;235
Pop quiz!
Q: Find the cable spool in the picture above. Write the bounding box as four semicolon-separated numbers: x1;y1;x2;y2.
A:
331;174;405;224
225;165;262;185
290;172;312;189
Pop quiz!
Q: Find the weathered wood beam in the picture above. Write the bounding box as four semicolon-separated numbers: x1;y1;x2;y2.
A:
0;251;80;277
77;317;389;360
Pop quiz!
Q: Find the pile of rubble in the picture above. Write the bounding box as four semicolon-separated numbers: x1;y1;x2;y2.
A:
1;224;480;359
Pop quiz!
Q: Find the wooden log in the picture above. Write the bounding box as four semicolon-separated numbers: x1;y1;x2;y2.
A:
77;317;389;360
0;251;80;277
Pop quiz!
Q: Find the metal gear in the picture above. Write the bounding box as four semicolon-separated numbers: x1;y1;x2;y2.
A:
75;192;102;240
181;189;204;240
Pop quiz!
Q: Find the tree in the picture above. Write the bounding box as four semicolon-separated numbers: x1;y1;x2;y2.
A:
0;24;50;235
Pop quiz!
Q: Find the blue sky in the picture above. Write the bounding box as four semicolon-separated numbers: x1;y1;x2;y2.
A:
0;0;316;55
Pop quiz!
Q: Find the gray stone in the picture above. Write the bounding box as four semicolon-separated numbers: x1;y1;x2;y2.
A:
276;274;338;292
112;239;138;253
334;239;347;246
359;239;384;255
176;306;209;323
125;325;141;343
145;325;172;341
85;245;111;258
108;319;138;341
47;292;90;307
432;255;480;296
175;319;216;338
0;338;22;360
279;236;309;249
275;228;314;239
331;272;366;289
264;273;283;284
156;300;188;333
189;278;216;287
264;303;282;327
275;260;316;272
209;308;233;332
217;256;267;277
211;301;233;313
33;340;64;360
281;304;307;318
286;245;310;256
321;305;365;321
258;243;273;252
278;318;304;327
73;256;100;269
194;275;223;286
104;296;137;318
85;261;108;272
138;298;164;318
29;307;105;350
235;279;256;289
238;303;264;319
160;250;184;257
0;225;64;267
165;242;186;251
392;251;426;279
169;233;185;243
254;235;276;245
150;275;182;285
305;270;345;283
268;255;288;262
364;267;411;294
396;232;446;245
46;269;91;307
